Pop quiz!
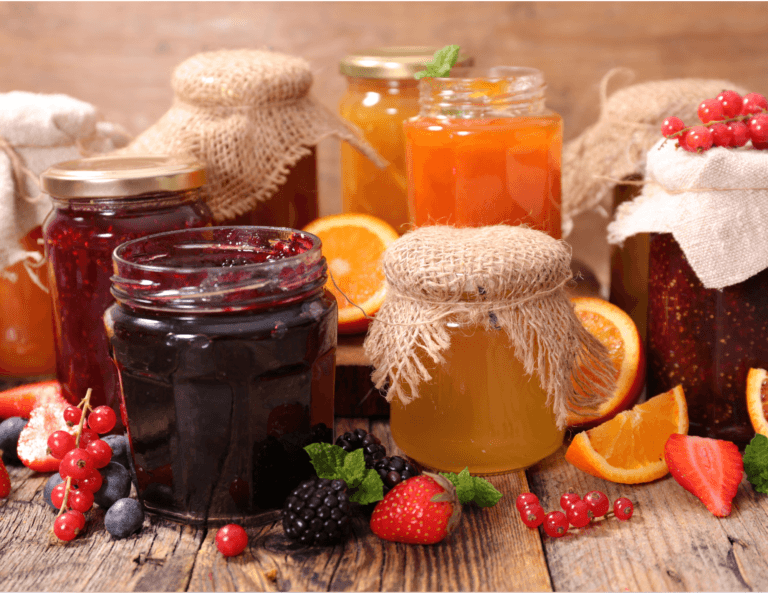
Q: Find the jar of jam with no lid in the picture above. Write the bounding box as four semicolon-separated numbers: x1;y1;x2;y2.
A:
41;156;213;410
104;226;337;525
647;232;768;446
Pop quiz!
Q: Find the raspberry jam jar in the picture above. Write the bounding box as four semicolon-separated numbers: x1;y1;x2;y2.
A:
647;233;768;446
104;226;337;525
41;156;212;412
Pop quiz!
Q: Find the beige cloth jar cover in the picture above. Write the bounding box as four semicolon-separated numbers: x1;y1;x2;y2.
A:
120;49;385;222
363;225;615;429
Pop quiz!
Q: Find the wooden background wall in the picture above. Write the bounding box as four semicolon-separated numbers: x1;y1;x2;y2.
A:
2;1;767;287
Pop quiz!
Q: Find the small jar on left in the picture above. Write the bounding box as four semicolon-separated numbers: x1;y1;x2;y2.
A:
40;156;213;411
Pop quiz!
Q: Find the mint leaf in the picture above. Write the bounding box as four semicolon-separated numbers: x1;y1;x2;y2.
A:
340;448;366;488
414;44;461;80
472;478;504;508
304;442;347;479
304;442;385;505
350;468;384;505
439;467;503;507
744;434;768;494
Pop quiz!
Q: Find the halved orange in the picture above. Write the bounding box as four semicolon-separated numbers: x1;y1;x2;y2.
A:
567;297;645;429
746;368;768;436
565;385;688;484
303;213;399;334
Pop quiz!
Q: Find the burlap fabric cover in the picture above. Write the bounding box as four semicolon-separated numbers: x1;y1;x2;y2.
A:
608;139;768;290
121;49;384;222
0;91;129;283
562;68;747;234
363;225;615;428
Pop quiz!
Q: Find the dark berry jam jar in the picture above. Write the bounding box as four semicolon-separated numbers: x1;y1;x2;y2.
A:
647;233;768;446
41;156;212;413
104;226;337;525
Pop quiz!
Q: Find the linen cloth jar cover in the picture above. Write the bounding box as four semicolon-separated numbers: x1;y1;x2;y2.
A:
120;49;384;227
608;140;768;445
363;225;615;474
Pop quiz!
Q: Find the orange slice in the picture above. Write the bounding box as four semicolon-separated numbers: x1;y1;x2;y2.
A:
567;297;645;429
746;367;768;435
565;385;689;484
303;213;399;334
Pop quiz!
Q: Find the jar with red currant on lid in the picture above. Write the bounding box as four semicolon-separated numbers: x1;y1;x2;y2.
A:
609;90;768;446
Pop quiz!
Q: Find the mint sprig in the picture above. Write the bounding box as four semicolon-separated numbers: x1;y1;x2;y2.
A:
414;44;461;80
304;442;384;505
439;467;503;507
744;434;768;493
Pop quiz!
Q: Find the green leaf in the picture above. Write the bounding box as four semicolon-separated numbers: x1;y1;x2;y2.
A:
350;469;385;505
304;442;347;479
414;44;461;80
340;448;367;488
744;434;768;494
304;442;385;505
439;467;503;507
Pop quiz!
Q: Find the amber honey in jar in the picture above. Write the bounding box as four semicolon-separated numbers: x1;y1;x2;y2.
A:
339;47;472;234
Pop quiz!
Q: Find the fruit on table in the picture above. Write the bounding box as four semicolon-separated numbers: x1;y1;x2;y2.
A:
746;367;768;436
565;385;689;484
105;498;145;539
0;380;64;420
370;473;461;545
101;434;130;469
0;417;28;465
664;434;743;517
335;427;387;468
17;398;75;472
373;455;421;496
215;524;248;557
302;213;399;334
613;498;634;521
93;462;132;509
567;297;645;429
0;457;10;497
281;476;353;546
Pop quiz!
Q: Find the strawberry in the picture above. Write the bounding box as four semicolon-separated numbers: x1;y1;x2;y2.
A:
0;457;10;497
664;433;743;517
17;399;76;473
369;473;462;544
0;380;64;420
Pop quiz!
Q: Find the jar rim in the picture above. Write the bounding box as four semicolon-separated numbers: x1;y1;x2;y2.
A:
340;46;473;79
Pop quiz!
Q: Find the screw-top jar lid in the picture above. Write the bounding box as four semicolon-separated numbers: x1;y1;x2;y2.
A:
40;155;206;199
339;46;474;79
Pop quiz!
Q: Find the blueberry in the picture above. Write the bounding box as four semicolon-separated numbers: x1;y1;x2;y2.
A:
0;417;28;465
94;462;132;509
43;473;65;509
104;498;144;538
102;434;130;469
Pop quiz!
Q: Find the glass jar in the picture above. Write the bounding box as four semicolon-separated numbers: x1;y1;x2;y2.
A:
647;233;767;446
339;47;472;234
405;67;563;238
104;226;337;525
389;320;563;475
40;156;213;411
0;226;56;376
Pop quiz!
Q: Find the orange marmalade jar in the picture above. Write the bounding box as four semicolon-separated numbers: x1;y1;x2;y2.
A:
339;48;472;234
404;67;562;238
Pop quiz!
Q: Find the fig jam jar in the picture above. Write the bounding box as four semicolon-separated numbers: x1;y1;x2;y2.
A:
647;233;768;446
104;226;337;525
41;156;212;411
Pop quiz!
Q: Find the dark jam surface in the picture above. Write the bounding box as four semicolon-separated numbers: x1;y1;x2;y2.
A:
43;194;212;410
104;291;336;525
647;233;768;446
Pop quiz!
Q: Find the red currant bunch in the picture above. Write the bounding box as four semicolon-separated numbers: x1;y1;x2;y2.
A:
660;90;768;153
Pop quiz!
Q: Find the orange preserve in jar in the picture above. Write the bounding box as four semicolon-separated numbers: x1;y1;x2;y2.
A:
405;67;562;238
339;48;472;234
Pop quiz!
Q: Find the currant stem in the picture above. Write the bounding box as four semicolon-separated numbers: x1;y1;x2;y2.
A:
55;477;73;519
73;388;93;448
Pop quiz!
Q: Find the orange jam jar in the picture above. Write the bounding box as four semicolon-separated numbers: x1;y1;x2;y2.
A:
339;48;472;234
405;67;562;237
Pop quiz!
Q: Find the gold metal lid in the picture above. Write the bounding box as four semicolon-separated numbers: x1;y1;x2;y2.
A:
40;155;207;199
339;46;474;79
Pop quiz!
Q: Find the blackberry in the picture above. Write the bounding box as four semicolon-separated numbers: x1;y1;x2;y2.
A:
335;428;386;468
373;455;420;495
281;477;352;546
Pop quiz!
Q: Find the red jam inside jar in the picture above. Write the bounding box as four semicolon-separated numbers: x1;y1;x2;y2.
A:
41;156;213;411
104;226;337;525
647;233;768;446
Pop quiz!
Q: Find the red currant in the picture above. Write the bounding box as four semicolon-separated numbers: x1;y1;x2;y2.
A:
697;98;724;124
686;126;714;152
716;90;743;119
661;116;685;138
543;511;569;538
47;430;76;459
559;492;580;511
515;492;539;513
76;468;103;493
63;405;82;426
88;406;117;434
677;130;696;152
520;504;545;529
51;482;69;510
68;488;94;513
59;449;94;481
85;439;113;469
215;524;248;557
614;497;634;521
748;114;768;146
53;510;85;541
741;92;768;116
710;123;732;148
566;499;593;528
78;428;100;449
583;490;610;518
728;121;750;147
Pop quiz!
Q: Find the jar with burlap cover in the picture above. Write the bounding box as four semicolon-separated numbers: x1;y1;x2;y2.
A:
363;224;615;429
120;49;384;221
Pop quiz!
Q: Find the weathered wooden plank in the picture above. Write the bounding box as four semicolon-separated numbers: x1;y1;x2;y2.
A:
527;443;768;592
